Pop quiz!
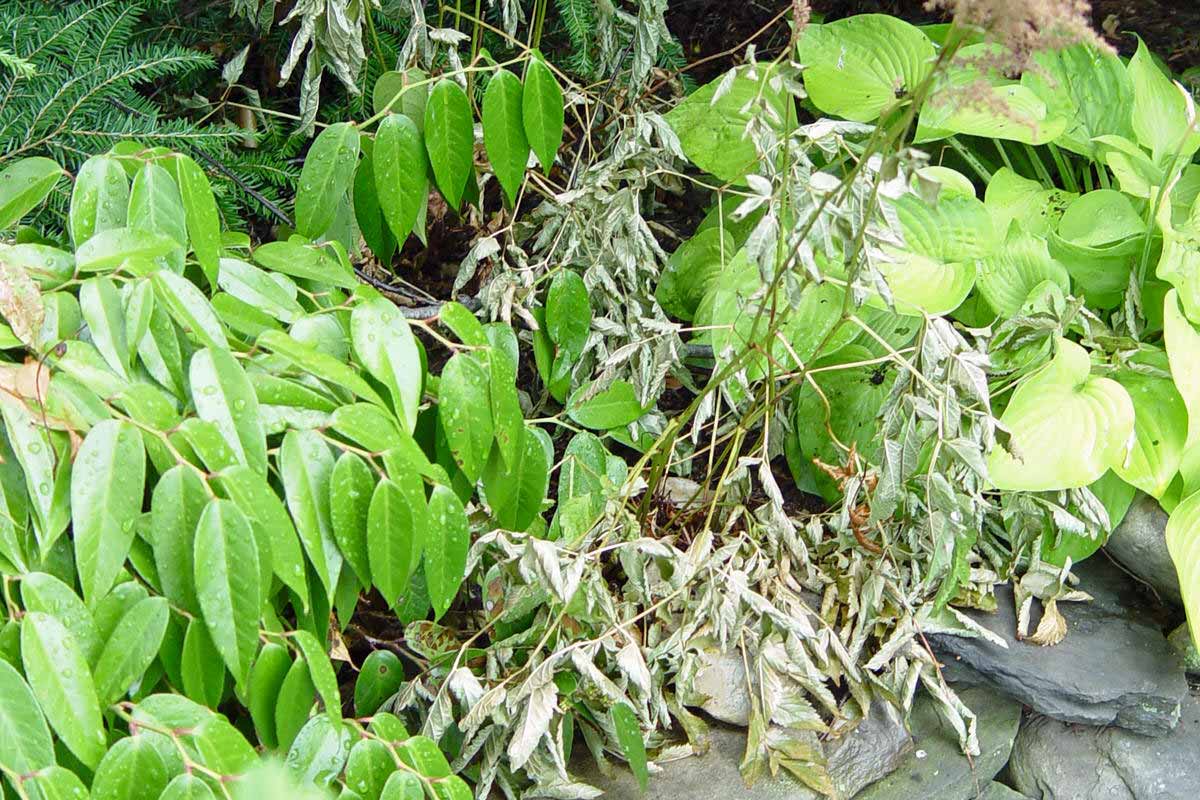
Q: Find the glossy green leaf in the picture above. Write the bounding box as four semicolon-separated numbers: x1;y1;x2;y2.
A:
374;113;429;246
330;451;375;586
353;650;405;717
657;227;736;321
285;714;351;789
291;629;341;726
181;618;226;709
989;339;1135;491
373;68;429;126
93;596;169;705
79;276;131;377
487;341;522;469
611;702;648;792
281;429;342;603
438;301;488;346
0;157;64;230
0;659;54;773
71;419;146;604
1164;290;1200;493
252;241;357;289
1128;37;1200;163
350;297;422;430
296;123;361;238
190;347;266;475
797;15;934;123
257;329;386;407
522;55;564;176
424;485;469;620
191;715;256;777
128;162;187;265
218;257;304;323
247;642;292;749
438;353;494;481
90;733;170;800
354;146;396;265
274;656;316;752
345;737;395;799
150;465;208;615
366;476;424;607
70;155;129;247
160;774;217;800
423;79;474;209
150;269;227;350
330;403;404;453
1166;490;1200;649
1112;365;1188;499
172;155;221;285
194;499;262;686
24;766;90;800
566;380;645;429
482;425;550;532
1021;44;1134;159
20;571;101;664
21;612;106;769
380;771;423;800
976;227;1071;316
545;270;590;358
483;70;530;205
75;227;179;272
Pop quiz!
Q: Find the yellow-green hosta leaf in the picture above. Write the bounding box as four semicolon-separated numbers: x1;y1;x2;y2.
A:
976;227;1070;316
1021;44;1134;160
1128;37;1200;164
988;339;1135;491
983;167;1075;238
872;249;976;317
1164;289;1200;493
1166;490;1200;650
1112;361;1188;499
1155;188;1200;324
797;14;935;123
918;59;1066;145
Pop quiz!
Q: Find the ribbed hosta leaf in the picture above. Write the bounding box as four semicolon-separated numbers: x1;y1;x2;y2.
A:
989;339;1135;491
976;228;1070;316
1165;490;1200;650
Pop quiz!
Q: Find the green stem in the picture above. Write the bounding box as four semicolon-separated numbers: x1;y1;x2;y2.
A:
1096;164;1111;190
1081;162;1094;192
365;6;389;74
1047;143;1078;192
993;139;1015;173
1023;144;1055;188
948;137;992;183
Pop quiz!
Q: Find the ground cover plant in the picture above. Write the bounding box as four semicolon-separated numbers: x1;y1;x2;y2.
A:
0;1;1198;798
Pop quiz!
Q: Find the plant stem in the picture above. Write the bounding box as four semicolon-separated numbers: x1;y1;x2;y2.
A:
948;137;991;183
1023;144;1055;188
1047;143;1078;192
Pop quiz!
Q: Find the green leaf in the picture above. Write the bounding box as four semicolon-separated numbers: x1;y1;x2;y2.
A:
353;650;405;717
330;404;404;453
71;419;146;604
172;155;222;285
19;571;101;664
194;499;262;686
545;270;590;358
191;715;256;777
1112;360;1188;499
280;429;342;602
797;14;934;123
989;339;1135;491
24;766;90;800
217;257;304;324
190;347;267;476
373;68;429;128
438;301;488;346
181;618;226;709
285;714;351;789
93;596;169;705
423;79;474;209
79;276;131;377
75;227;180;272
374;113;429;246
354;145;396;265
257;329;386;407
1128;37;1200;164
292;630;342;726
90;733;170;800
21;612;106;769
129;163;187;258
566;380;645;429
247;642;291;749
482;425;550;533
150;269;228;350
346;738;395;799
252;241;357;289
350;297;423;430
0;660;55;773
483;70;530;205
438;353;494;481
976;227;1071;316
1021;44;1134;160
367;476;424;607
1166;490;1200;651
380;771;424;800
610;703;648;792
0;396;66;554
396;735;450;777
274;656;316;752
150;465;208;615
330;451;375;586
657;227;737;321
487;340;523;469
70;155;129;247
0;157;64;230
424;485;469;620
160;774;217;800
522;55;564;176
1164;290;1200;493
296;123;361;239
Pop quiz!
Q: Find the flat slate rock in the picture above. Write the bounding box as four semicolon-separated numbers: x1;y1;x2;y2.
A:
928;558;1188;736
573;700;912;799
855;686;1022;800
1008;687;1200;800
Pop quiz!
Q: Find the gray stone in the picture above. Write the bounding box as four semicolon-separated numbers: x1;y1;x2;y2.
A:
575;699;911;799
679;647;753;726
1008;687;1200;800
979;783;1031;800
929;558;1188;736
855;686;1022;800
1104;494;1182;606
1168;624;1200;676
